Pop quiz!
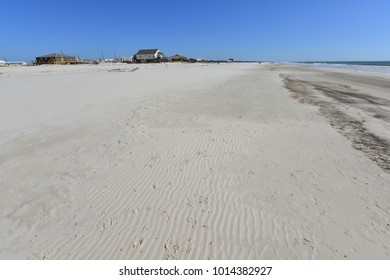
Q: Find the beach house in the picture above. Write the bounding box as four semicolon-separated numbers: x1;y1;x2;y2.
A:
134;49;164;62
170;54;188;62
35;53;77;65
0;60;27;66
115;56;133;63
6;61;28;66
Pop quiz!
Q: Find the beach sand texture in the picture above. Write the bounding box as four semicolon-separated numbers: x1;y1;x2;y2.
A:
0;63;389;259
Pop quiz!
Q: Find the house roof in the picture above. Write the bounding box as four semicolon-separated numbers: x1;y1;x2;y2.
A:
135;49;159;55
35;53;74;58
170;54;187;59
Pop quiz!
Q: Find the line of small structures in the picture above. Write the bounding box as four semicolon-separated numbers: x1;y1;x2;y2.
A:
1;49;260;66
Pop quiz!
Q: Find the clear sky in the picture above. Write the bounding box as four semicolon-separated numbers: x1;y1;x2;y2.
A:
1;0;389;62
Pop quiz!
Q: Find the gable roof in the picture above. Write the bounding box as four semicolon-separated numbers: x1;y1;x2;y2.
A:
135;49;159;55
170;54;187;59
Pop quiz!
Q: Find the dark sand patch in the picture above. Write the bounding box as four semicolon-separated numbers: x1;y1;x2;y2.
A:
282;75;390;172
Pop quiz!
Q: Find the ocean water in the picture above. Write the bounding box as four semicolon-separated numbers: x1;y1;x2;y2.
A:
293;61;390;73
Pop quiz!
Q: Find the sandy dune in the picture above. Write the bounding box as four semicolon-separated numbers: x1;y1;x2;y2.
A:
0;63;389;259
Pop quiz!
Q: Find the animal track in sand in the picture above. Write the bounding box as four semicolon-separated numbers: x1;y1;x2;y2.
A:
132;237;144;249
144;153;160;168
97;207;140;229
158;208;170;223
163;239;191;259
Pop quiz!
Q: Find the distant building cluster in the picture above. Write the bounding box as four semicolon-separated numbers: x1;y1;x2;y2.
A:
0;60;28;66
1;49;224;66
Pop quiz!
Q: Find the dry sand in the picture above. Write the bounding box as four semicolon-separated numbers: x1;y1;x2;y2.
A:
0;63;389;259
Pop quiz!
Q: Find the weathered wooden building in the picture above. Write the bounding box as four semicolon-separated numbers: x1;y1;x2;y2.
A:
170;54;188;62
35;53;77;65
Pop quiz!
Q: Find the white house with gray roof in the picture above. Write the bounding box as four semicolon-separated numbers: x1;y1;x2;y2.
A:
134;49;164;62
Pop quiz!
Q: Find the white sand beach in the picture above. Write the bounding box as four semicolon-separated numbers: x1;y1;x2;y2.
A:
0;63;389;259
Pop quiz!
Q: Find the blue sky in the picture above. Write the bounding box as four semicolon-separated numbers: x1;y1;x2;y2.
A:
1;0;389;62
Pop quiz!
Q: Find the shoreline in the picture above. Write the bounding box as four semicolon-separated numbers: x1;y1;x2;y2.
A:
288;62;390;73
1;63;389;259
